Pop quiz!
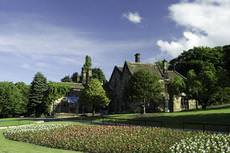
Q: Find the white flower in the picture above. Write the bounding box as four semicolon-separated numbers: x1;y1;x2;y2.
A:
170;133;230;153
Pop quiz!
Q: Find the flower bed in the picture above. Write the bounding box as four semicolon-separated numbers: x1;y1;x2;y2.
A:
5;123;68;134
170;134;230;153
4;124;230;153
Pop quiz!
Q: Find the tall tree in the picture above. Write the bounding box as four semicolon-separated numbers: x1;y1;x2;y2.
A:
79;79;109;116
170;47;224;76
223;45;230;86
82;55;92;84
210;87;230;105
168;76;186;97
125;70;163;114
15;82;30;113
170;45;230;107
92;68;106;83
83;55;92;70
223;45;230;71
186;69;202;109
186;64;217;109
0;82;26;117
61;75;72;82
198;63;217;109
28;72;49;117
71;72;79;83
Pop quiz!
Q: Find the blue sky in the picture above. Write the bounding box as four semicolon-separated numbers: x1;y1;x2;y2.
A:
0;0;229;83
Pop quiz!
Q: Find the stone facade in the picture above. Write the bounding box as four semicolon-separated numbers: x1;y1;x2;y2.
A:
53;57;92;114
108;53;195;113
52;83;84;114
173;96;197;112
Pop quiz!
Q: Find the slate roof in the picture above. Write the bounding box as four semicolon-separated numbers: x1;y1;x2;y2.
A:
126;62;163;78
114;62;183;81
117;66;123;72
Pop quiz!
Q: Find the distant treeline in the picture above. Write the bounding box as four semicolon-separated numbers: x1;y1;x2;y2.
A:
0;77;72;118
0;82;29;117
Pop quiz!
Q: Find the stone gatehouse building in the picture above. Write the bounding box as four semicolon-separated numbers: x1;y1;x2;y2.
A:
53;57;92;114
108;53;196;113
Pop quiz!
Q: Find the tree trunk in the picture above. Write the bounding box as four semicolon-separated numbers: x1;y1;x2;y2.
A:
196;92;198;110
202;103;207;110
143;105;146;114
92;105;95;116
141;99;146;114
82;106;85;115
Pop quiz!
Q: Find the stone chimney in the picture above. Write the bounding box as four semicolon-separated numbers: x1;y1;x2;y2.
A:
163;59;168;74
135;53;140;63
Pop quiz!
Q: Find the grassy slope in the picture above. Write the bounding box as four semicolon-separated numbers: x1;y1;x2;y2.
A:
109;107;230;119
106;107;230;128
0;127;80;153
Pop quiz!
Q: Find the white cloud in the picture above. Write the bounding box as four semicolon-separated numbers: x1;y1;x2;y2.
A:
157;0;230;57
0;15;150;57
21;63;31;70
123;12;143;24
0;12;153;82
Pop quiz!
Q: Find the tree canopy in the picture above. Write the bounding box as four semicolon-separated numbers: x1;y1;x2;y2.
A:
71;72;79;83
170;46;229;108
28;72;49;117
125;69;163;114
92;68;106;83
61;75;72;82
223;45;230;86
79;79;109;116
0;82;28;117
83;55;92;70
170;47;224;76
168;76;186;97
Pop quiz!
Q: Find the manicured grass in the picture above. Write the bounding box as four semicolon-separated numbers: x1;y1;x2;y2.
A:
108;107;230;119
47;107;230;131
0;118;35;127
103;107;230;129
0;129;80;153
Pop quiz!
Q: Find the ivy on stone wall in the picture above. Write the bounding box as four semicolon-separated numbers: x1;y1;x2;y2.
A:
47;82;72;105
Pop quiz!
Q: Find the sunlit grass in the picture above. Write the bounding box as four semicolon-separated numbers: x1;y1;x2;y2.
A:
0;119;35;127
0;129;80;153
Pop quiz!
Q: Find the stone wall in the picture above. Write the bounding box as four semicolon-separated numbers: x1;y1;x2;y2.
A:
173;96;182;112
189;99;197;110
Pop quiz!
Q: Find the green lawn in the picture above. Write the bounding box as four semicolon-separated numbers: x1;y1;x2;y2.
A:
108;107;230;119
103;107;230;130
0;119;84;153
0;125;81;153
0;119;35;127
0;108;229;153
51;107;230;130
